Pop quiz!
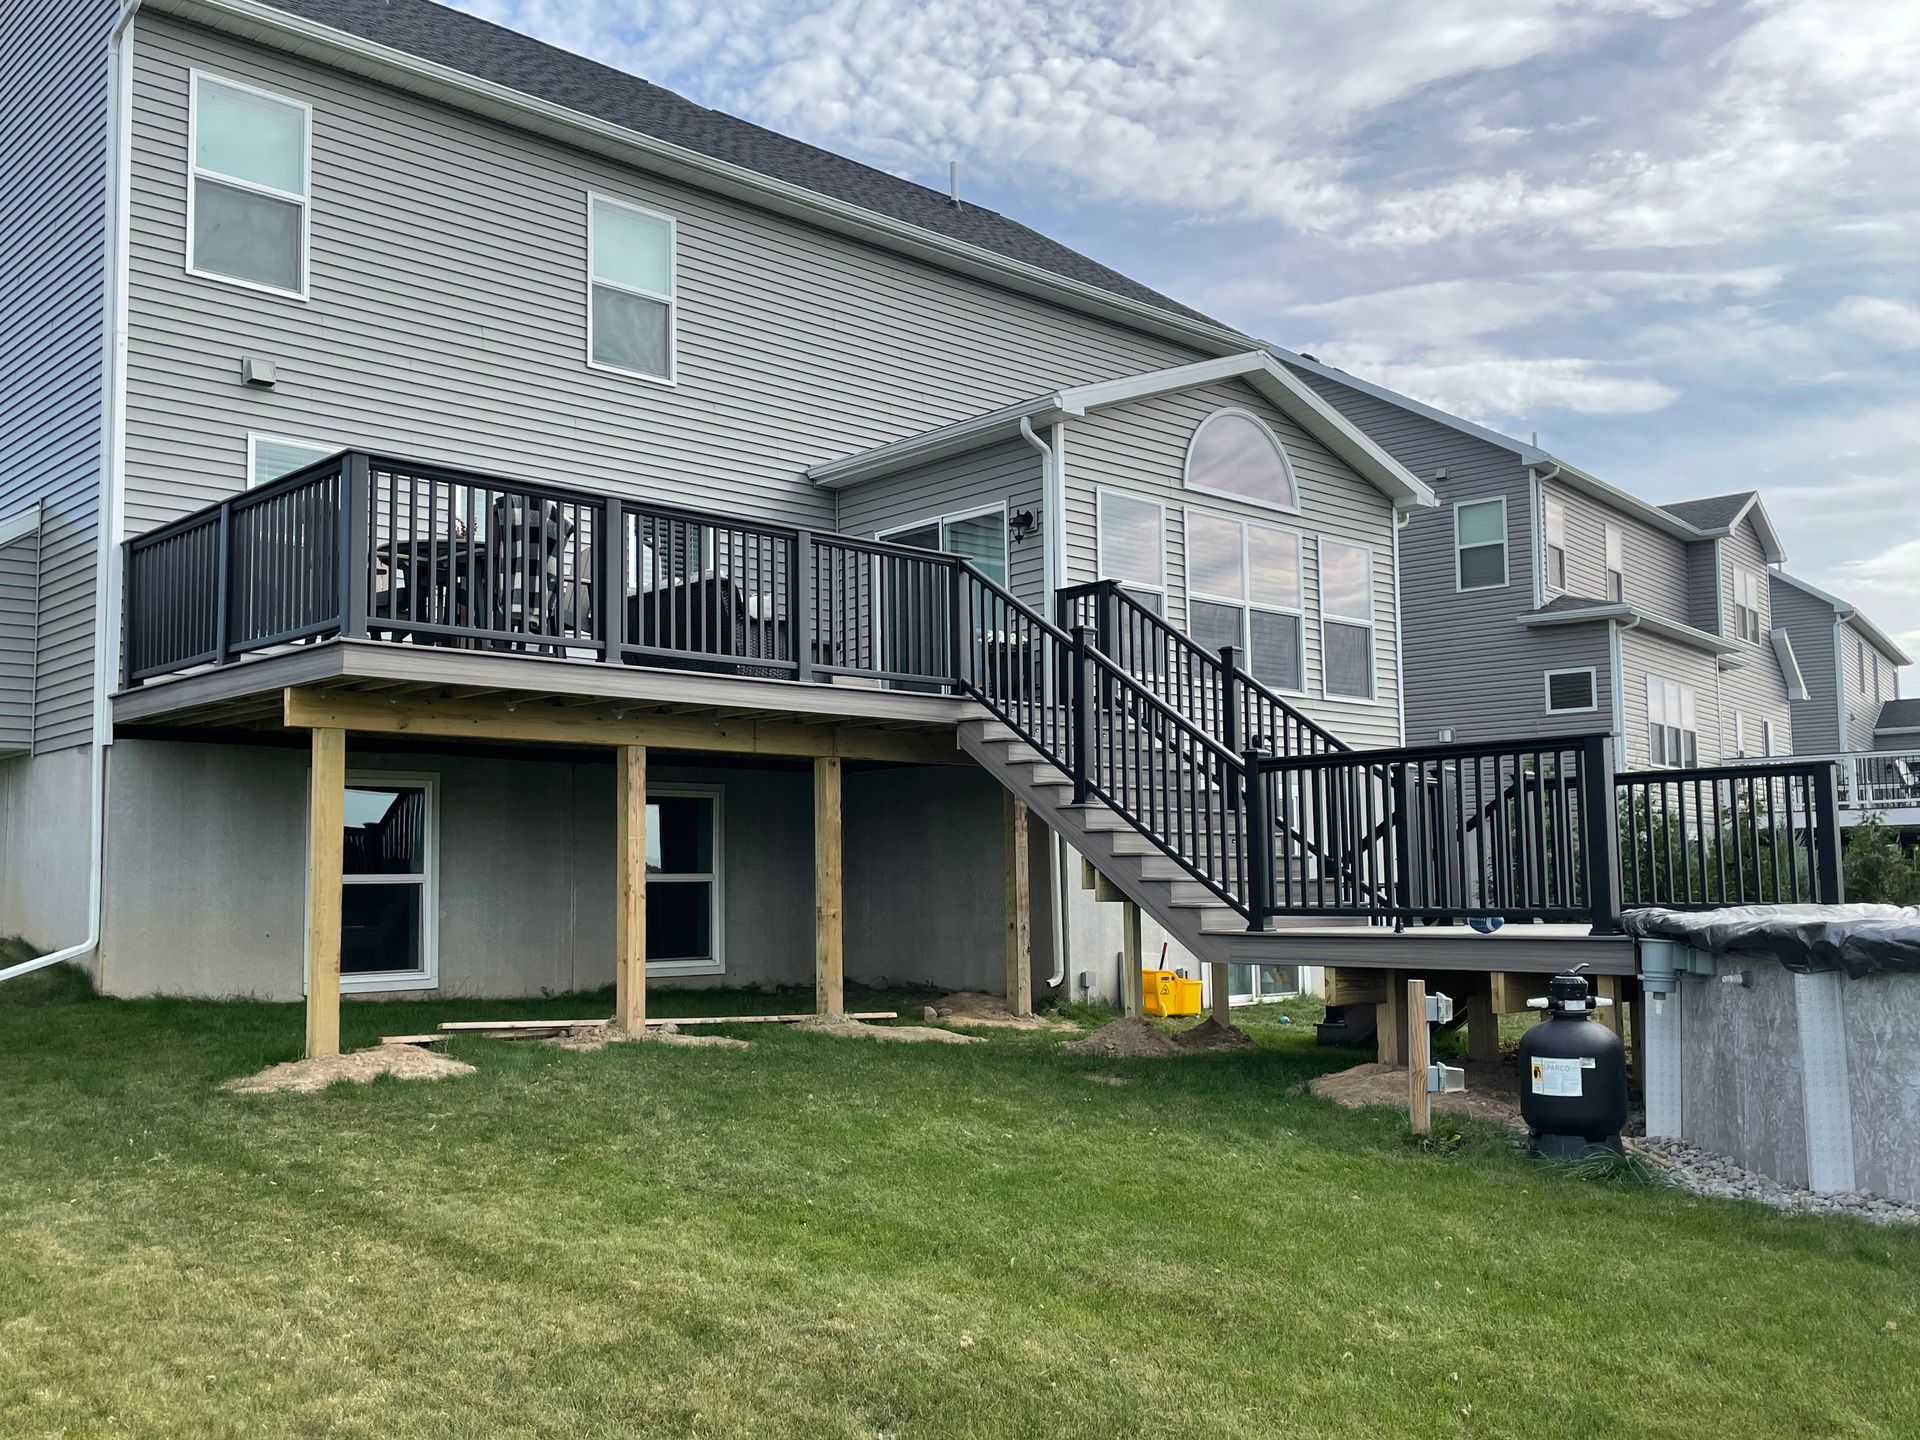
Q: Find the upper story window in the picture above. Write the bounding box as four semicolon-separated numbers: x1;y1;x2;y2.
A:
1604;524;1624;603
1454;498;1507;590
1544;495;1567;592
1183;410;1298;513
1647;675;1698;768
188;73;310;298
1185;509;1305;693
1733;566;1764;644
1097;489;1165;613
1319;539;1374;700
1857;636;1868;691
588;194;676;383
1762;718;1776;756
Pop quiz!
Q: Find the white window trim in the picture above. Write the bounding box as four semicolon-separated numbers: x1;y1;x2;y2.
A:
1094;487;1168;608
1543;667;1598;715
1452;496;1508;592
646;782;726;978
1604;523;1625;603
1645;675;1700;770
186;69;312;302
875;500;1009;571
1181;407;1303;517
1316;535;1379;703
247;432;341;489
1182;505;1307;696
303;770;441;995
1732;564;1765;645
1543;494;1568;595
585;191;679;387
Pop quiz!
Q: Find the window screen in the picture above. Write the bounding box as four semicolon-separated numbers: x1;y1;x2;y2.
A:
590;196;675;380
1455;499;1506;589
190;75;308;295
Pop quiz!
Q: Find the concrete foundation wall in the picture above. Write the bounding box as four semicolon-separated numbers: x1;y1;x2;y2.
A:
0;747;95;957
96;739;1001;1002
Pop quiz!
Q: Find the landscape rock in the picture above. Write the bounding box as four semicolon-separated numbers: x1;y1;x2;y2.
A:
1629;1137;1920;1224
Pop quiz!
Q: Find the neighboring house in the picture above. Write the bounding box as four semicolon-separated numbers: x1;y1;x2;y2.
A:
1;0;1448;1022
1270;347;1801;771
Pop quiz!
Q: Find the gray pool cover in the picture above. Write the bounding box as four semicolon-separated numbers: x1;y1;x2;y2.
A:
1621;904;1920;977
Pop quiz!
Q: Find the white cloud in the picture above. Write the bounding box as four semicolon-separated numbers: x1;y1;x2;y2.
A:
1831;296;1920;352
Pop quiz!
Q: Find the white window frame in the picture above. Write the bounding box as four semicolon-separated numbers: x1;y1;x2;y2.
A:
1453;496;1508;592
1646;675;1699;770
1762;718;1776;757
1604;524;1624;603
186;70;312;302
585;191;679;387
645;782;726;978
1544;494;1568;593
1543;667;1598;715
247;432;340;489
1181;407;1302;516
1182;507;1307;696
304;770;441;995
1317;536;1377;702
1733;565;1764;645
1095;488;1167;610
875;501;1009;581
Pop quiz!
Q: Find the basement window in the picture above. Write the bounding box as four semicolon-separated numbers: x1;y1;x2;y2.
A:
188;72;310;298
334;773;438;993
646;787;723;976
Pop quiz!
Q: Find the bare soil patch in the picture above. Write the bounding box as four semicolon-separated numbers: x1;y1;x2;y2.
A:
1172;1017;1255;1053
1059;1017;1181;1059
547;1022;750;1052
1308;1060;1524;1129
790;1014;980;1045
922;992;1071;1030
223;1045;475;1095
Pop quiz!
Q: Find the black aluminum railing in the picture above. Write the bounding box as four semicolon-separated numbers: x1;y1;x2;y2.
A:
1617;760;1843;909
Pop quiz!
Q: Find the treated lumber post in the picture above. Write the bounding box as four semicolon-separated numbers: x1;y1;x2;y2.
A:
1121;900;1143;1019
1003;791;1032;1016
614;745;648;1034
1407;977;1431;1135
814;755;844;1016
1594;973;1624;1037
305;727;346;1060
1466;984;1501;1064
1377;968;1408;1067
1210;962;1231;1023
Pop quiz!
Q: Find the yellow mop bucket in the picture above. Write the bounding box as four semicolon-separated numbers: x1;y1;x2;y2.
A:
1143;966;1203;1018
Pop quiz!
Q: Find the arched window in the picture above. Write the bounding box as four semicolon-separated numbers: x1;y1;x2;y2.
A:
1183;409;1298;512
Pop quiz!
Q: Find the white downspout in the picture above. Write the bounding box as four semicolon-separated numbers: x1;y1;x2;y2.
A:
2;0;139;986
1018;414;1070;991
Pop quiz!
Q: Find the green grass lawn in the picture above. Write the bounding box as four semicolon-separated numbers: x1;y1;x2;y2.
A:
2;963;1916;1439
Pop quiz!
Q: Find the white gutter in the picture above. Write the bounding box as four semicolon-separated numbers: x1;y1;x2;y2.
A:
1017;415;1070;991
2;0;138;986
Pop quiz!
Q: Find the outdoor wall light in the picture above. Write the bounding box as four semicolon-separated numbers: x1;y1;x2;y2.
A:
1008;508;1037;543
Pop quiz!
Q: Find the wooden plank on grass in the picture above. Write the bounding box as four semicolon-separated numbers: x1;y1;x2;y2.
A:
434;1012;901;1034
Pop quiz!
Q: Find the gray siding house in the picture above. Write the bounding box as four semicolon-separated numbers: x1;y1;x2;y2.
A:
1271;348;1802;772
6;0;1470;1035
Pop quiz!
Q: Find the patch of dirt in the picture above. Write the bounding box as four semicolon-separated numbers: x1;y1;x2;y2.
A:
547;1022;749;1052
223;1045;476;1095
790;1014;980;1045
1058;1017;1181;1059
922;992;1071;1031
1308;1060;1525;1129
1172;1017;1256;1053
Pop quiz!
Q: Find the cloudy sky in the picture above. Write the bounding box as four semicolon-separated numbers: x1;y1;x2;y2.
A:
459;0;1918;684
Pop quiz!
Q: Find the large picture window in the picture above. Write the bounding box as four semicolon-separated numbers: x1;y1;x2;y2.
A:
333;773;437;992
1454;498;1507;590
1184;509;1304;692
647;787;723;975
588;194;677;382
1319;538;1375;700
1097;490;1166;613
1647;676;1699;768
188;72;310;298
1183;409;1299;513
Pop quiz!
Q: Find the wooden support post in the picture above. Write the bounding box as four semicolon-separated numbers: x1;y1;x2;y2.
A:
1377;968;1408;1067
304;727;346;1060
1121;900;1143;1019
1003;791;1032;1017
1594;973;1623;1037
1407;977;1431;1135
614;745;647;1034
1466;986;1501;1065
814;755;844;1017
1210;962;1231;1024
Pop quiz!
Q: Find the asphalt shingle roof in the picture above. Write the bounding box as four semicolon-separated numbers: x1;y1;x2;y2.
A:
1660;493;1755;530
1879;699;1920;731
262;0;1218;326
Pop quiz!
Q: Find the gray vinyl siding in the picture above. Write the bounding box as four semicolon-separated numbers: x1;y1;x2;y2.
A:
1544;479;1688;618
0;532;37;751
1061;376;1402;748
1619;628;1724;771
1874;729;1918;753
122;18;1200;550
1685;542;1721;633
1715;516;1791;756
833;440;1044;613
1840;619;1890;752
1;0;114;751
1770;575;1842;754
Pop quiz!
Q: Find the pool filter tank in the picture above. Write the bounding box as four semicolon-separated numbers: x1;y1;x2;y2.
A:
1517;968;1628;1159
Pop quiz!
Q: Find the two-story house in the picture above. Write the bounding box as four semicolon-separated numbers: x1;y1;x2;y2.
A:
1270;347;1803;771
5;0;1471;1044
